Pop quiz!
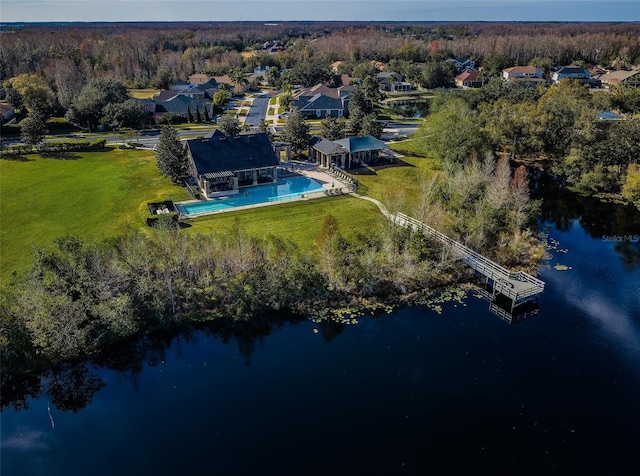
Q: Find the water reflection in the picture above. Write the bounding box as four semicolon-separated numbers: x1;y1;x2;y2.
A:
1;312;304;413
476;287;540;325
538;186;640;269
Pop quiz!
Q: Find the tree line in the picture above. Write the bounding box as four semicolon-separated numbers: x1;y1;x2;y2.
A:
419;79;640;208
2;21;639;106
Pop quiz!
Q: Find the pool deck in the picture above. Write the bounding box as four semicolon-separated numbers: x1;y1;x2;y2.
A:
289;161;349;191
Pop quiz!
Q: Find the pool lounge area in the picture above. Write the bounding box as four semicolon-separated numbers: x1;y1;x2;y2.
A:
176;175;332;217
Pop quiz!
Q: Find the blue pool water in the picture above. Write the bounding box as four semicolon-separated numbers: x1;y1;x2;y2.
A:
179;176;326;215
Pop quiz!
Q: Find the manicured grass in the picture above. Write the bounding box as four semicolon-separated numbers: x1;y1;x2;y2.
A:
0;148;189;279
354;142;442;215
269;96;278;106
183;195;384;250
128;89;160;99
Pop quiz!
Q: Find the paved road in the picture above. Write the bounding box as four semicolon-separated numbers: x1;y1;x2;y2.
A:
381;122;419;140
244;93;272;128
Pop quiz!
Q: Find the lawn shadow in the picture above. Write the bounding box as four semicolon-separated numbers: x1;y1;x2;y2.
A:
371;157;416;171
40;151;82;160
0;154;34;162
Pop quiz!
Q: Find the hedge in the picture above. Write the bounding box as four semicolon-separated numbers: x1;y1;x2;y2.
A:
0;139;107;158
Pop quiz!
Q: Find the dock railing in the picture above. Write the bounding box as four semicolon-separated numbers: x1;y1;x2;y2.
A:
395;213;544;303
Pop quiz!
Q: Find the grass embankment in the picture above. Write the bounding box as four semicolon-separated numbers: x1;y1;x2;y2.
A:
0;148;189;280
355;141;442;214
184;196;383;251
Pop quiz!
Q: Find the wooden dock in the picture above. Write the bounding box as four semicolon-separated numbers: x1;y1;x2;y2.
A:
395;213;545;310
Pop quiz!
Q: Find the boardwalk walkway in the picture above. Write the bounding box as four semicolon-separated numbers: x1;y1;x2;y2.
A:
350;193;545;309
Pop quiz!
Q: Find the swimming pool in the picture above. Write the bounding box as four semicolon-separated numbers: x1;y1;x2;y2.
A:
177;176;326;216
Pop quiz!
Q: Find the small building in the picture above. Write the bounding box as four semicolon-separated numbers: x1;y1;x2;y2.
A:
309;135;392;169
186;133;280;198
447;58;476;73
309;136;347;168
455;70;483;88
376;72;411;92
551;66;601;87
189;74;213;85
502;66;543;80
599;69;640;87
293;83;353;118
151;95;214;123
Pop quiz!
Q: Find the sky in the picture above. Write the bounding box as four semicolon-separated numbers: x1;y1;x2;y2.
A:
1;0;639;23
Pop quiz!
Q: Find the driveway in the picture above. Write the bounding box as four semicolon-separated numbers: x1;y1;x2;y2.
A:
244;92;272;128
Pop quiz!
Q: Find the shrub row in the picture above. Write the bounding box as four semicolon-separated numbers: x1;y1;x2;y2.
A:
0;139;107;158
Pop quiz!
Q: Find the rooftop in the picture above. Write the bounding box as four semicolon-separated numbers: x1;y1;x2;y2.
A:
334;135;388;154
187;133;279;175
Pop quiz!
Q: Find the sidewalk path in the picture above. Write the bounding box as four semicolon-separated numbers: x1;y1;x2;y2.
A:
349;192;392;219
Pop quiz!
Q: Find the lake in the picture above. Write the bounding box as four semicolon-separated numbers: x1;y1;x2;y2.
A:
2;191;639;476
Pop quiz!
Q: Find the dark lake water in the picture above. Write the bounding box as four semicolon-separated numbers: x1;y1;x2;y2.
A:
2;192;640;476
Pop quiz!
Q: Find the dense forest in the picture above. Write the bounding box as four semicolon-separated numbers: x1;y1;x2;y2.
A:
2;21;639;97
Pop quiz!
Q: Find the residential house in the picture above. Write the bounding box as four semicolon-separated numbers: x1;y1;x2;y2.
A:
0;103;15;124
376;72;412;92
599;69;640;87
186;133;280;198
309;135;392;169
213;74;251;94
189;73;213;85
455;70;483;88
551;66;601;87
142;95;214;123
339;74;356;87
293;83;353;118
447;58;476;73
502;66;544;84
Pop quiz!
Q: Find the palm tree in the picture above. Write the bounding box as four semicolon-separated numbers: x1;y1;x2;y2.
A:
231;69;249;94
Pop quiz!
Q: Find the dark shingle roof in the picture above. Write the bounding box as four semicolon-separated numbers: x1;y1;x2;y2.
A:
206;129;227;138
155;96;212;115
297;94;344;112
310;136;346;155
187;133;279;175
154;90;180;101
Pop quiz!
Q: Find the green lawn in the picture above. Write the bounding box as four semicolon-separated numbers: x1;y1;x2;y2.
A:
0;140;437;281
0;148;189;280
128;88;160;99
183;195;384;251
354;141;442;215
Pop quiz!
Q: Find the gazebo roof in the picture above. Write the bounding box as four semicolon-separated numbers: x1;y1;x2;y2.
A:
333;136;388;153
